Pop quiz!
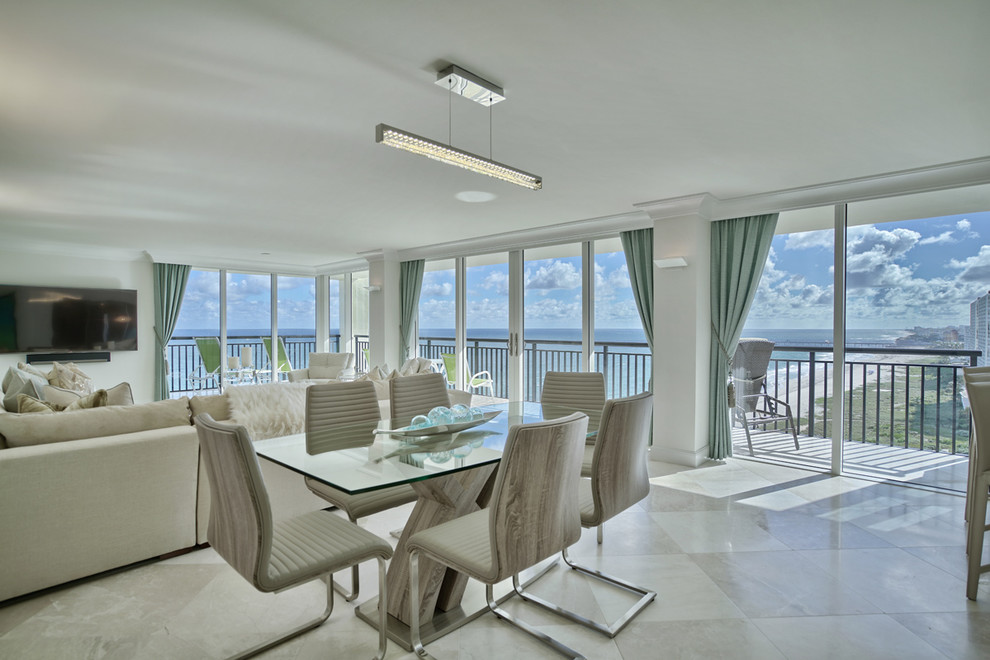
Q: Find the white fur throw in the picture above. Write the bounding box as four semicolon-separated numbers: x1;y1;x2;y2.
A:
226;382;311;440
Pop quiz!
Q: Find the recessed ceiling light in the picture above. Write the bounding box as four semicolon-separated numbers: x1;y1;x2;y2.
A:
260;252;271;255
455;190;497;203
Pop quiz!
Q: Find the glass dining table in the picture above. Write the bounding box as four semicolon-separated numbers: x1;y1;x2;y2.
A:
254;401;592;650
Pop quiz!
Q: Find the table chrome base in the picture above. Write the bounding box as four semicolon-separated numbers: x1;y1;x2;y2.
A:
355;556;559;651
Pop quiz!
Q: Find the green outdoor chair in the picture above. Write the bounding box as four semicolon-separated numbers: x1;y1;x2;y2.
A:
263;336;293;379
189;337;223;390
440;352;494;396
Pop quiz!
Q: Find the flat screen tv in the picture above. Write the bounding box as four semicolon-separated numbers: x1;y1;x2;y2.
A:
0;285;138;354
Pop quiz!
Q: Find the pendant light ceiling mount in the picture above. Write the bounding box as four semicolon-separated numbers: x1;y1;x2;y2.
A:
376;64;541;190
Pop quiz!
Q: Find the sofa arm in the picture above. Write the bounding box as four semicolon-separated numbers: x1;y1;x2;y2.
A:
286;369;308;382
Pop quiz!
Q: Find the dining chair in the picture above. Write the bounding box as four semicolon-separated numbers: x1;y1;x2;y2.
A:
963;372;990;600
302;380;417;601
193;413;392;660
389;372;451;420
540;371;606;476
964;366;990;525
514;392;656;636
406;411;589;660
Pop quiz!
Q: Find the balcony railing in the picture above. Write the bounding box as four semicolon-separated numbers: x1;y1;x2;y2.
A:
417;335;651;401
166;334;336;393
760;346;979;456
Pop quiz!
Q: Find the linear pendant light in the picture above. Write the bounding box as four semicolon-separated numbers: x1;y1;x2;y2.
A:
376;64;541;190
376;124;542;190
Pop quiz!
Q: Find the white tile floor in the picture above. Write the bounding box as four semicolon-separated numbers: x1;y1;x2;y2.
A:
2;458;989;659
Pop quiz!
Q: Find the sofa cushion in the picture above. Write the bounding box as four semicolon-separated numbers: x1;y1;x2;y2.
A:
307;352;354;379
2;366;48;412
189;393;231;422
0;397;191;448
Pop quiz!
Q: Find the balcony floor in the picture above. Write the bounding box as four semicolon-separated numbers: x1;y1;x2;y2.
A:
732;427;969;493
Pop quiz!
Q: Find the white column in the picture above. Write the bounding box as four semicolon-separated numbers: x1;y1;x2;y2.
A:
638;195;714;466
364;250;401;369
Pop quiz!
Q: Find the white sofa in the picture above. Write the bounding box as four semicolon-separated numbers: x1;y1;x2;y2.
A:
287;352;355;384
0;392;326;603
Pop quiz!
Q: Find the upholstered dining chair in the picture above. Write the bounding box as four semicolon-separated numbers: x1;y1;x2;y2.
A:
514;392;656;637
963;371;990;600
964;366;990;526
193;413;392;660
540;371;606;477
302;381;417;601
389;372;451;420
406;412;589;660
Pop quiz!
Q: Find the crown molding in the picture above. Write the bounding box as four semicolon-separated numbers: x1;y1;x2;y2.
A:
144;249;318;276
315;257;370;275
2;238;147;263
396;209;652;261
634;193;719;220
710;156;990;220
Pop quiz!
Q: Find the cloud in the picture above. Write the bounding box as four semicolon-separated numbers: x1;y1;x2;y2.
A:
950;245;990;283
919;230;956;245
478;270;509;296
525;260;581;290
844;226;921;289
784;230;832;251
422;281;453;296
957;219;979;238
524;297;581;321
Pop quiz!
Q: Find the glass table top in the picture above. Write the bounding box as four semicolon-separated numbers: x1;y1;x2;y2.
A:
254;401;576;495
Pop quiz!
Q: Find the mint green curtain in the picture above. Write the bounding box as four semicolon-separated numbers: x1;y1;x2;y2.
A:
153;263;191;401
709;213;777;459
620;228;654;355
399;259;425;364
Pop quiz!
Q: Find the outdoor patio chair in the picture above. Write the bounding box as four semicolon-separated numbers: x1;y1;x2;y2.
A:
189;337;223;390
440;352;494;396
262;336;293;380
732;338;799;454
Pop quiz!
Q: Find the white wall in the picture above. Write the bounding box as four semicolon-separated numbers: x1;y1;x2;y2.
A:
0;248;156;404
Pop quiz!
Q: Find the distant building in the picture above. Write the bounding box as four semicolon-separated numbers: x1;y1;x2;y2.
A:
971;292;990;366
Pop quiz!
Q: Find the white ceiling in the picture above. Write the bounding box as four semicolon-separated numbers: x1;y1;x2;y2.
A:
2;1;989;270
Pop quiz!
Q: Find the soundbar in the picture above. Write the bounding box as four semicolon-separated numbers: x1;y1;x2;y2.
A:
26;352;112;364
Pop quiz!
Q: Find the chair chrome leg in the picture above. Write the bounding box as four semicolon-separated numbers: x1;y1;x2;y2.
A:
409;551;436;659
374;556;388;660
516;547;656;639
597;524;603;545
226;572;335;660
486;584;585;659
330;565;360;602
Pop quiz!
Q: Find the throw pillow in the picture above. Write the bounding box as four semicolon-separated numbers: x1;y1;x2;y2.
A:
2;367;48;412
105;382;134;406
17;394;61;414
48;362;95;394
42;385;82;407
17;362;50;382
64;389;108;411
226;382;310;440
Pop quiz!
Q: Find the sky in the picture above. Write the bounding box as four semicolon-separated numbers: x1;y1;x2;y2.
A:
174;210;990;336
745;212;990;330
417;249;644;331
